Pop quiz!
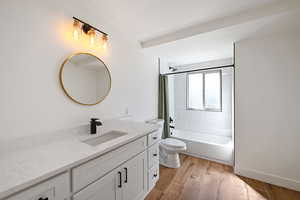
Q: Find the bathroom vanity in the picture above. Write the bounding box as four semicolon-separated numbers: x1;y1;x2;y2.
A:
0;120;161;200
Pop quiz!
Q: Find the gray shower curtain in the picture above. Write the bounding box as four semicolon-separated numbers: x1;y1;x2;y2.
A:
158;74;170;139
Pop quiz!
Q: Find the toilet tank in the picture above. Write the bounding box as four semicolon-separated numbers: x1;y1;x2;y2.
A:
146;119;164;138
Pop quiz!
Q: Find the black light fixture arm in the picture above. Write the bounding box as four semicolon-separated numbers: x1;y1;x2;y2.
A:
73;17;108;36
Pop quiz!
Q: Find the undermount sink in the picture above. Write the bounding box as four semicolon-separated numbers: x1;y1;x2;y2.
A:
83;131;127;146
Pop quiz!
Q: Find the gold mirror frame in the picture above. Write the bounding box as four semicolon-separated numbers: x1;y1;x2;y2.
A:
59;52;112;106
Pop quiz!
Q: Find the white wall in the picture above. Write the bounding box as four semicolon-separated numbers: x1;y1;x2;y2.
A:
170;67;233;137
235;32;300;191
0;1;158;141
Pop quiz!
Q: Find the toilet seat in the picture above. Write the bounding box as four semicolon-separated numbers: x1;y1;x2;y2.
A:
160;138;186;150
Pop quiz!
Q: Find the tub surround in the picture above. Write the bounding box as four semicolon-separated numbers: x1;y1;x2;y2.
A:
172;129;233;165
169;67;233;138
0;119;159;199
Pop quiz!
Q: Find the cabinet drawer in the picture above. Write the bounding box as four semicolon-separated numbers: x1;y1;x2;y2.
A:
148;143;159;169
6;173;69;200
148;131;160;146
72;136;147;192
148;165;159;191
73;168;120;200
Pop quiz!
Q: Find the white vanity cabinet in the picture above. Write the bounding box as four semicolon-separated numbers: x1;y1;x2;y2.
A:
6;173;69;200
73;151;147;200
2;127;160;200
72;130;160;200
72;137;147;192
147;131;161;191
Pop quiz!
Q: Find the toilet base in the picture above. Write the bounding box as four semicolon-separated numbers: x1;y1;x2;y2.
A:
159;153;181;168
159;146;181;168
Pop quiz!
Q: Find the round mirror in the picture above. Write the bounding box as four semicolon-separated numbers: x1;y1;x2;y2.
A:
60;53;111;105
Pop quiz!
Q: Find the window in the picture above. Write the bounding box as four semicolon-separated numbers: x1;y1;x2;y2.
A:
187;73;204;110
187;70;222;111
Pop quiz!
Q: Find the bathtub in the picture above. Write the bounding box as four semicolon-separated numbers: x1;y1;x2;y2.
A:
171;129;234;165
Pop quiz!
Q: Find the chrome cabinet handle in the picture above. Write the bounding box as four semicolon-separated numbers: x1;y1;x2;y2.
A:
124;167;128;183
118;171;122;188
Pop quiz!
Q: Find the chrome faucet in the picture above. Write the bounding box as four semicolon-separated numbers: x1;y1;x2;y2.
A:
90;118;102;134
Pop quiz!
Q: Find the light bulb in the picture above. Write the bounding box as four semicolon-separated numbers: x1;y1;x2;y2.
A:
88;29;96;46
103;41;107;49
73;20;81;40
102;34;108;49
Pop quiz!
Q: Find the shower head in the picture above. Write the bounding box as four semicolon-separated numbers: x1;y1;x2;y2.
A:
169;66;177;72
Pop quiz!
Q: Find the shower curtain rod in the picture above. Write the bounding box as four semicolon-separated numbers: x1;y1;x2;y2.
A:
160;64;234;76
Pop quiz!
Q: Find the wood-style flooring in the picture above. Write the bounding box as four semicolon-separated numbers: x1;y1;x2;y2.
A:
145;154;300;200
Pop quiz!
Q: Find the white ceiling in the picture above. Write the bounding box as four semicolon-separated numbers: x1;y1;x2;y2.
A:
83;0;277;41
144;9;300;66
75;0;300;65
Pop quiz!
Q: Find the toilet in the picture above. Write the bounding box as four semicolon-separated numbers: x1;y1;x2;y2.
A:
159;138;186;168
147;119;187;168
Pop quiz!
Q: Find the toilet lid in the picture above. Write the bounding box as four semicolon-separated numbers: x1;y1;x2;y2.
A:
161;138;186;148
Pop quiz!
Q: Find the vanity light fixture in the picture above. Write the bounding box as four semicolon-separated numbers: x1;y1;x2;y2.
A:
72;17;108;48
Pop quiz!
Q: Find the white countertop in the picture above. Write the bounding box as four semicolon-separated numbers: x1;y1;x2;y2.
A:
0;119;159;199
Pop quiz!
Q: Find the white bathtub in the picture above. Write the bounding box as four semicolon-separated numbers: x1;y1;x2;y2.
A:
171;129;234;165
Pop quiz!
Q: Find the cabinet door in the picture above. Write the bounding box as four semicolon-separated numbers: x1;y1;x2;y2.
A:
6;173;69;200
73;168;122;200
122;151;147;200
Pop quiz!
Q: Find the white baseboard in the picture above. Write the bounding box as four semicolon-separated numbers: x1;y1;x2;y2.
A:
234;166;300;192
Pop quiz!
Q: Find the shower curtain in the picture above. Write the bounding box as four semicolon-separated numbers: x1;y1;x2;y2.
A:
158;74;170;139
